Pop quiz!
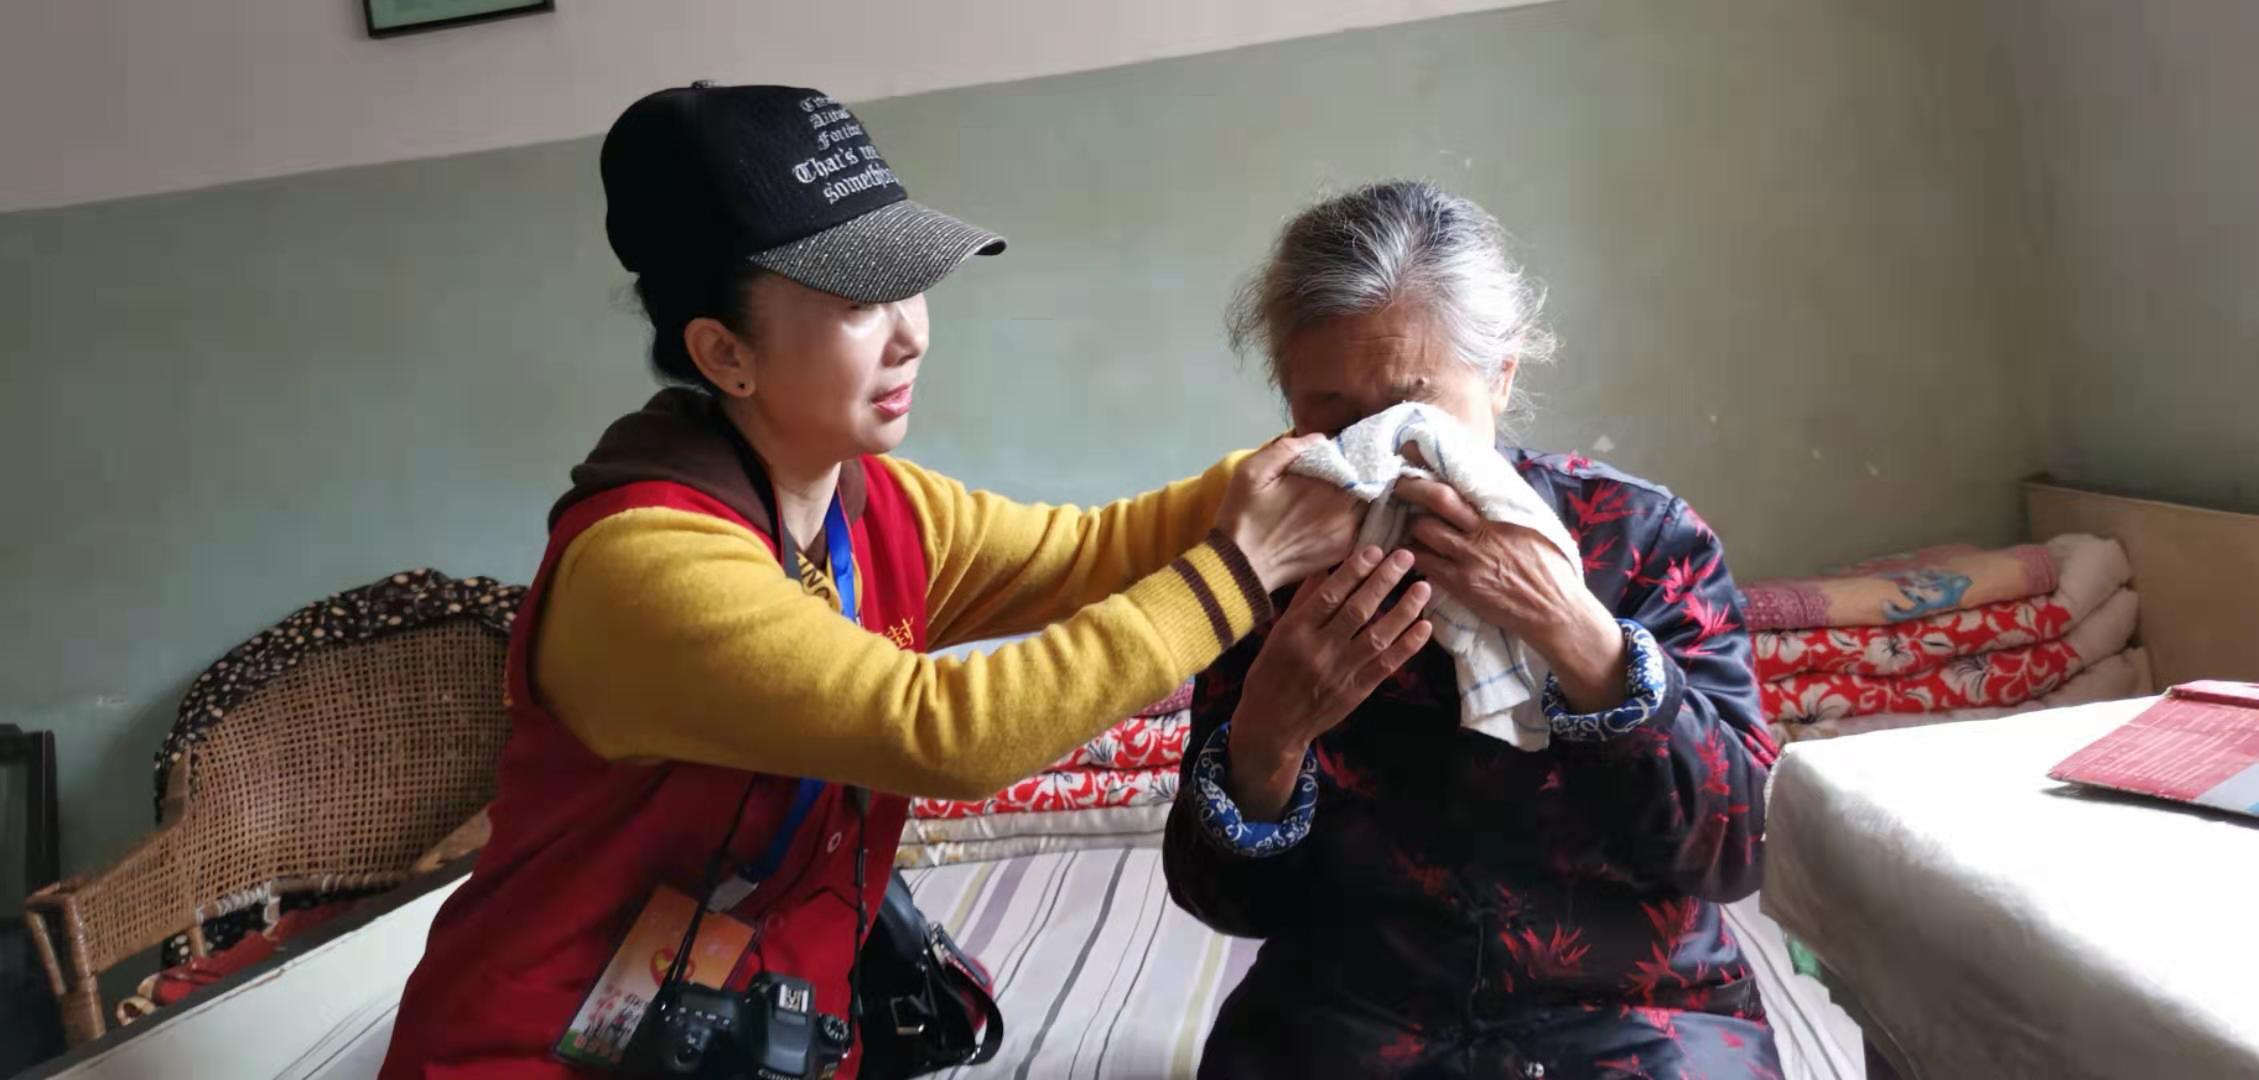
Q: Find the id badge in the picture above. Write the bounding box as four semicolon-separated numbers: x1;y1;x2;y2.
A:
554;885;756;1068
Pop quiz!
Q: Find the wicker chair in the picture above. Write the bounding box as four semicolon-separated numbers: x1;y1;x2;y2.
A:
23;570;522;1045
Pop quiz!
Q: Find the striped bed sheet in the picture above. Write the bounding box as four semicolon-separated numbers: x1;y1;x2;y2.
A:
903;849;1864;1080
254;849;1858;1080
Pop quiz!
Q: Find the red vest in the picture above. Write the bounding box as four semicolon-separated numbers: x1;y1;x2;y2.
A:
382;459;930;1079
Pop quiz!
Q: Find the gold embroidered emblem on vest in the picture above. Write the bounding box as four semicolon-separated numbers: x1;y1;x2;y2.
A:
794;551;842;614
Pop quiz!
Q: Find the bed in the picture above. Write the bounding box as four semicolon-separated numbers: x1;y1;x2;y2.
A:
28;849;1861;1080
901;850;1861;1080
1765;696;2259;1078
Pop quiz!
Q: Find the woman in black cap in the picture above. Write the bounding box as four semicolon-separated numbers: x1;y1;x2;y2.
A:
380;85;1433;1079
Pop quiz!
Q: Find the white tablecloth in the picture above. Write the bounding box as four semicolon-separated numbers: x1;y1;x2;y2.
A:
1763;698;2259;1079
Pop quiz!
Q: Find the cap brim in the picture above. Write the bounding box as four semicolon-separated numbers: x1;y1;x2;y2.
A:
747;200;1006;304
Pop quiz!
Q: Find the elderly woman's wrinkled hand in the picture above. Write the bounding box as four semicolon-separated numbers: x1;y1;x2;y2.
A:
1393;477;1630;713
1224;547;1432;820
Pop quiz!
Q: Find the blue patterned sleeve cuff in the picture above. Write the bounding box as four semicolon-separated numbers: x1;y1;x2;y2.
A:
1191;722;1319;858
1542;618;1671;741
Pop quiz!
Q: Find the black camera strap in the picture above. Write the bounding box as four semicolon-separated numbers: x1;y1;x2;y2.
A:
652;780;764;995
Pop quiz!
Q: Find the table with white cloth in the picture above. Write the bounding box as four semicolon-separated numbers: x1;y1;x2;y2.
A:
1763;698;2259;1080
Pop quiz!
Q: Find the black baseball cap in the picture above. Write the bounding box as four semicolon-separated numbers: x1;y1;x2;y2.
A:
601;83;1005;303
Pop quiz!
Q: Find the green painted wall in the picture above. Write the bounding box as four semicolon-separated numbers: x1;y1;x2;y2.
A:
1995;0;2259;511
3;0;2040;879
0;139;651;878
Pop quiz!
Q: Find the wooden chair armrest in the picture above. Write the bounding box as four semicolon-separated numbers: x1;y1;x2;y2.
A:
22;821;193;1045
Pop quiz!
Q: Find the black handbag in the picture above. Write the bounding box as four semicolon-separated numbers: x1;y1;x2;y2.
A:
854;872;1004;1079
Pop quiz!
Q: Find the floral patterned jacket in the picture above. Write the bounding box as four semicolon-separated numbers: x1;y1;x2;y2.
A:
1164;449;1781;1078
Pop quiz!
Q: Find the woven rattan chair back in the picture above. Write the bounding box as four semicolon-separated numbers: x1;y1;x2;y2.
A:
25;570;520;1044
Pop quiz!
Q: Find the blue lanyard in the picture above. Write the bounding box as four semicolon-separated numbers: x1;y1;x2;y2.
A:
734;778;826;887
707;491;860;913
823;493;858;625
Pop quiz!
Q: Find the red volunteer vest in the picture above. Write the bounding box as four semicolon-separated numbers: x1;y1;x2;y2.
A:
382;458;930;1079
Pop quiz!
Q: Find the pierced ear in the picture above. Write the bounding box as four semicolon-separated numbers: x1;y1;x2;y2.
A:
686;317;755;397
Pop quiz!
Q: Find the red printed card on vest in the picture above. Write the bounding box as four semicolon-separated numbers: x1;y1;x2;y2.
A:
555;886;755;1067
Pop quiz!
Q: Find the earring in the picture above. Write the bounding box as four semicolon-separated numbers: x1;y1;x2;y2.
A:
737;383;749;393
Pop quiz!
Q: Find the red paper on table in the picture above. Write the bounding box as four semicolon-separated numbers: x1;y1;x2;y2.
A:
2048;681;2259;818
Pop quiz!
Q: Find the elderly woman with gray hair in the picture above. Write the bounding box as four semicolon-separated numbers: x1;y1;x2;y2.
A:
1164;181;1781;1079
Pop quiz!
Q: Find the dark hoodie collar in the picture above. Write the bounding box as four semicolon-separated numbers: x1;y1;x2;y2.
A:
552;387;867;538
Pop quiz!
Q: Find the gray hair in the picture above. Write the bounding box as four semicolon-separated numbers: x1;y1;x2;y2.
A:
1226;180;1557;419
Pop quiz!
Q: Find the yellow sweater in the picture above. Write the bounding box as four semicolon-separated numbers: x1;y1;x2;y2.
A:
533;454;1264;800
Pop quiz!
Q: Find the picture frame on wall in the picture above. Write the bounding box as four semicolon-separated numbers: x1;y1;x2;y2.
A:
364;0;554;39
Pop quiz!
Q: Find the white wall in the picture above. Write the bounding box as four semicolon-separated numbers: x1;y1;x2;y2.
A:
0;0;1551;212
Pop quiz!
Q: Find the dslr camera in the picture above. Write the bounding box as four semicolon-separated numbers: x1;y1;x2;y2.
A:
621;972;850;1080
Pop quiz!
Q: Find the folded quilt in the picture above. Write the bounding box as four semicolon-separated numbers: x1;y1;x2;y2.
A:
1741;541;2058;631
900;804;1170;845
1768;647;2151;744
1046;713;1189;772
894;831;1163;869
1762;589;2138;722
909;765;1179;820
1753;535;2130;680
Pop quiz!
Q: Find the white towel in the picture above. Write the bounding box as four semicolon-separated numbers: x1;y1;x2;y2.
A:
1289;403;1583;750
